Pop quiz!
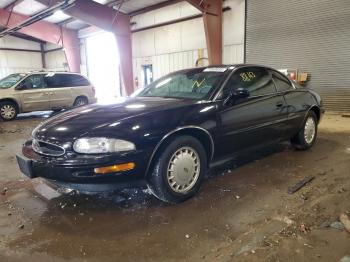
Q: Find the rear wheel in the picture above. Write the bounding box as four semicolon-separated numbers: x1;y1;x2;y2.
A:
291;111;318;150
147;136;207;203
0;102;18;121
73;96;88;107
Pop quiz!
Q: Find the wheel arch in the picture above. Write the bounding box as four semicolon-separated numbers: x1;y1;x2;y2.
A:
73;95;88;105
309;105;321;122
0;98;20;113
145;126;214;177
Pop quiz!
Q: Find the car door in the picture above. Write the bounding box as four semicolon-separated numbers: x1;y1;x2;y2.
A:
214;66;289;158
45;73;74;109
18;74;50;112
272;71;308;137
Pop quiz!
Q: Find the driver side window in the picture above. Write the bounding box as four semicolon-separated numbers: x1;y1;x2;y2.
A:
22;74;46;89
219;67;276;99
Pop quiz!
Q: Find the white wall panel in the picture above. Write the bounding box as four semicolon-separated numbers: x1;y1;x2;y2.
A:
0;36;42;79
223;0;245;46
131;2;200;30
45;50;67;71
223;44;244;64
0;35;40;50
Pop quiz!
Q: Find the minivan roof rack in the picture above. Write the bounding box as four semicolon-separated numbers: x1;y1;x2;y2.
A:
29;69;68;73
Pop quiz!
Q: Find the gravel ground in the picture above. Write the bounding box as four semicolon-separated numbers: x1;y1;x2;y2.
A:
0;112;349;262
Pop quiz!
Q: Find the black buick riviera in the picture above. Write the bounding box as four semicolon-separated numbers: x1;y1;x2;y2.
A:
17;65;324;203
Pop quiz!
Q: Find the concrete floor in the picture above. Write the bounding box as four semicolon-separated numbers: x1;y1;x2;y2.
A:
0;113;349;261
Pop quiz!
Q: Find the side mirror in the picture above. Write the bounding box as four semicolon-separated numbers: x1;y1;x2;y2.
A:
224;87;249;105
232;87;249;99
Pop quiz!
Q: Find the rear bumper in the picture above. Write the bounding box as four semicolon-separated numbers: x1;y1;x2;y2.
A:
17;140;151;191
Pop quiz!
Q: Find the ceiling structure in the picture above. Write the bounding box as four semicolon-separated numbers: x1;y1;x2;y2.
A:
0;0;171;33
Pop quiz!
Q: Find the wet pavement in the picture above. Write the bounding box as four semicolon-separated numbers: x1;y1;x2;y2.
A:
0;112;350;261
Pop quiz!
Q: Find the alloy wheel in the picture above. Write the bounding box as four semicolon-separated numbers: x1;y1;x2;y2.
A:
304;116;316;144
0;104;16;120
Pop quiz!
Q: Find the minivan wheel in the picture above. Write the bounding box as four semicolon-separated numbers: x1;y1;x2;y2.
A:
0;102;18;121
291;111;318;150
147;136;207;203
73;97;88;107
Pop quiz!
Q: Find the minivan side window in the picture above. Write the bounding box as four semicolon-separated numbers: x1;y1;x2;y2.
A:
219;67;276;99
23;74;46;89
45;74;90;88
272;71;294;92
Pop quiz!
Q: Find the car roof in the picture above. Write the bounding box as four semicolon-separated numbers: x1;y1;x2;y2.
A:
177;64;276;73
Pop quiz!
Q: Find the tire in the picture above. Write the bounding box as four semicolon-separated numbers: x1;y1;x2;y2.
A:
291;111;318;150
147;135;207;203
73;96;88;107
0;101;18;121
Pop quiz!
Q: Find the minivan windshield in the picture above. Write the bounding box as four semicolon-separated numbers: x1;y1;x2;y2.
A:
136;68;226;100
0;74;26;89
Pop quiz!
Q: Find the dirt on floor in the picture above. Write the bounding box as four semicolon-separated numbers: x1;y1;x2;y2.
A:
0;112;349;262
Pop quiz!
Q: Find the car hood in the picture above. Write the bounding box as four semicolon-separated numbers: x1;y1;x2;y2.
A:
33;97;202;142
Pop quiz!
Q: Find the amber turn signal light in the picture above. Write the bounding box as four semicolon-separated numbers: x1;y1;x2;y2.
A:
94;162;135;174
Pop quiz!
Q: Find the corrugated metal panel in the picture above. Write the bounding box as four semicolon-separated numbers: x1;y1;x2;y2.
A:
246;0;350;112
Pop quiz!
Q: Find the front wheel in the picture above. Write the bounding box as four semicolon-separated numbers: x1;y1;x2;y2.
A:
0;102;18;121
147;136;207;203
291;111;318;150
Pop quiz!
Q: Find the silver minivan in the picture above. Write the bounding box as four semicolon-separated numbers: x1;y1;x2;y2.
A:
0;71;97;121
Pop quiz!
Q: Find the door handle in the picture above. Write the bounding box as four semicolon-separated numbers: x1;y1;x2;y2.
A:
276;101;284;108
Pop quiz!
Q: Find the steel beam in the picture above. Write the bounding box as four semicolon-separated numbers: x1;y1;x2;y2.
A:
0;8;81;72
186;0;223;65
37;0;134;95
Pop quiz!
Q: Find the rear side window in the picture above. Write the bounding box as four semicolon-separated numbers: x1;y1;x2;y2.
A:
272;72;293;92
220;67;276;99
45;74;90;88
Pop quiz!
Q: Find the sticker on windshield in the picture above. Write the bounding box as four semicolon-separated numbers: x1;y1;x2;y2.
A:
203;67;227;73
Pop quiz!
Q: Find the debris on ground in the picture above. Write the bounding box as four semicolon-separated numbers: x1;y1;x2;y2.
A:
1;187;8;195
18;224;24;229
185;234;190;239
287;176;315;194
339;213;350;233
330;221;345;230
299;224;308;234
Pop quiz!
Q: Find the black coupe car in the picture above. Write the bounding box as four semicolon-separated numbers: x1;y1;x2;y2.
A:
16;65;324;203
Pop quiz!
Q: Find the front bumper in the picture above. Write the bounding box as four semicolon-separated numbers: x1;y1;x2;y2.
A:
17;140;152;190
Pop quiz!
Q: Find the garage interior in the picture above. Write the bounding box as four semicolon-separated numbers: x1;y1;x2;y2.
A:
0;0;350;261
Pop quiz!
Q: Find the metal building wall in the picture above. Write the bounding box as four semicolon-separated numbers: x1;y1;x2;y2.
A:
131;0;245;89
245;0;350;113
0;36;42;78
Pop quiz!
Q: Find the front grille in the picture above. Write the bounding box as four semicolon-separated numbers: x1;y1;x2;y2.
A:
32;139;65;157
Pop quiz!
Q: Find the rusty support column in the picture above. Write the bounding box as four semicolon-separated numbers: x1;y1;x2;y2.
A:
40;43;46;69
187;0;223;65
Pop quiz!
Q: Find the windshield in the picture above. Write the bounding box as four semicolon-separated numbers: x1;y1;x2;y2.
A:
0;74;26;89
136;68;226;100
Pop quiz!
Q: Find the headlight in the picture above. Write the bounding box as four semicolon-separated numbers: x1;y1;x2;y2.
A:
73;138;135;154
